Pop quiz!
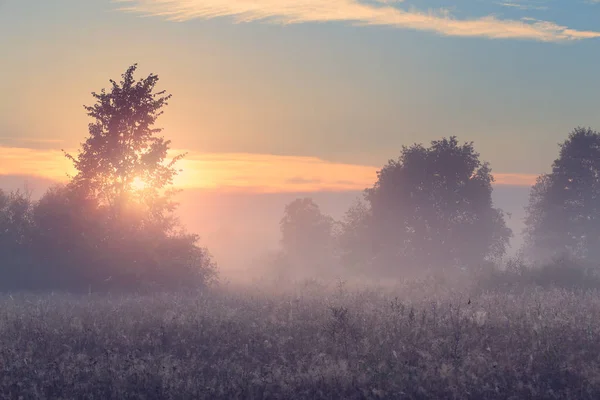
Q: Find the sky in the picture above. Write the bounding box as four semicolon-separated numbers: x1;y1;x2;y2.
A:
1;0;599;272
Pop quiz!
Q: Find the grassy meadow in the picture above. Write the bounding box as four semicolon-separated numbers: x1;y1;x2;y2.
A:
1;278;600;399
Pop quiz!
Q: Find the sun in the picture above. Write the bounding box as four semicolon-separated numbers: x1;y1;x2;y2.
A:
131;176;148;191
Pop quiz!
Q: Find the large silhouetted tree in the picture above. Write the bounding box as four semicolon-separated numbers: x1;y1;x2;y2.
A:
65;64;184;221
342;137;511;275
524;127;600;263
27;64;217;292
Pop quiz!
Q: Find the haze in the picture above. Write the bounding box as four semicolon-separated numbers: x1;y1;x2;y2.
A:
4;1;600;398
4;0;598;280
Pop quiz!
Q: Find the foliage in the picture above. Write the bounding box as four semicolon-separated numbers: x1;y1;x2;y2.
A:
337;198;372;272
31;185;105;290
277;198;338;279
342;137;512;276
480;256;600;292
524;127;600;263
1;286;600;399
65;64;183;212
0;189;35;289
0;64;216;292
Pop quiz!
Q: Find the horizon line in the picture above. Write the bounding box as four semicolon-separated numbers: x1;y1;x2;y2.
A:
0;145;539;193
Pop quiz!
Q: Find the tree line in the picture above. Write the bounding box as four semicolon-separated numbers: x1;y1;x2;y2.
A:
1;64;600;291
276;131;600;280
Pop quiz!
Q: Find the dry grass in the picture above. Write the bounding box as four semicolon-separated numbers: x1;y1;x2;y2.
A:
1;284;600;399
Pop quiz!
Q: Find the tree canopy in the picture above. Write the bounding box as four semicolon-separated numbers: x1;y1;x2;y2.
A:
5;64;600;290
67;65;181;200
342;137;511;275
277;198;337;279
524;127;600;263
0;64;216;292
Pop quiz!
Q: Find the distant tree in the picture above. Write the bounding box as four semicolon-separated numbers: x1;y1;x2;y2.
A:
278;198;337;278
523;127;600;263
337;198;372;272
343;137;511;275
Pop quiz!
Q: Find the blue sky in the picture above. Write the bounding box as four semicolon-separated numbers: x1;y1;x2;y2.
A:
2;0;599;177
1;0;599;267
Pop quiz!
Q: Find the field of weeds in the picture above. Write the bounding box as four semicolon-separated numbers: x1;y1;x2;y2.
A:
1;282;600;399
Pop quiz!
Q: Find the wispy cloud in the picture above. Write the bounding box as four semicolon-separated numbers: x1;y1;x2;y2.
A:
0;146;537;193
168;151;378;192
497;1;548;11
492;172;538;186
113;0;600;42
0;137;64;145
0;147;74;182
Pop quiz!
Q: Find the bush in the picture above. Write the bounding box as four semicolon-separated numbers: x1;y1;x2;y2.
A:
479;255;600;292
0;186;217;293
0;189;35;289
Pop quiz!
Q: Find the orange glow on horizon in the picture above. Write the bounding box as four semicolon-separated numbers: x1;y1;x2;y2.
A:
0;146;539;193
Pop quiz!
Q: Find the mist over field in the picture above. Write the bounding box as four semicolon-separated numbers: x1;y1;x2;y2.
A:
0;174;531;282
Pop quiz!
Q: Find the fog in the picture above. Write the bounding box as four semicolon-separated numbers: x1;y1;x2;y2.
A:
177;186;530;282
4;126;600;400
2;58;600;398
0;174;530;284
